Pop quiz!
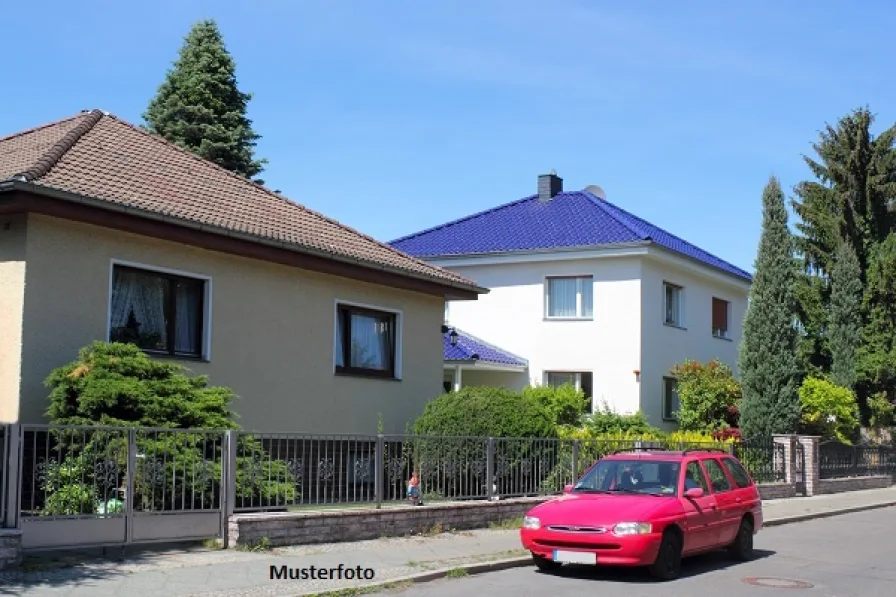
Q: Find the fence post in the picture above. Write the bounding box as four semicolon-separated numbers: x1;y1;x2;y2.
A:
125;428;137;544
486;437;494;500
374;434;384;509
851;445;859;478
571;440;580;483
3;423;21;529
221;430;237;548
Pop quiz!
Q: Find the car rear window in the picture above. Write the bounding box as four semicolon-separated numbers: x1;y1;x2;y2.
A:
721;457;753;488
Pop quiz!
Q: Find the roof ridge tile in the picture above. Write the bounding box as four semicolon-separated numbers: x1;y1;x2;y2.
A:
13;110;104;182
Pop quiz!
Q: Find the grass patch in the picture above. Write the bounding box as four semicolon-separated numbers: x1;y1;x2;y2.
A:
445;567;469;578
488;517;523;530
235;536;272;552
312;579;414;596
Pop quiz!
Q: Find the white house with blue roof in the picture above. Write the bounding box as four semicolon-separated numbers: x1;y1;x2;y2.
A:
392;171;752;430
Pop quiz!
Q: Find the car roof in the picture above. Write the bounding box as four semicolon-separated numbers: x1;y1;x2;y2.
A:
601;450;734;462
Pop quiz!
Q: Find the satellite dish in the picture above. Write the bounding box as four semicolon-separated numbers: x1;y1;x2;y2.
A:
585;185;606;200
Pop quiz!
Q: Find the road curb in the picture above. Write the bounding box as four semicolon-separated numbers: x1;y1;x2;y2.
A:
301;556;532;595
303;500;896;595
762;500;896;527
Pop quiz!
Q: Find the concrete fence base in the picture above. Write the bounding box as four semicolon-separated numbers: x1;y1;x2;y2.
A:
0;529;23;570
818;475;892;495
229;497;548;548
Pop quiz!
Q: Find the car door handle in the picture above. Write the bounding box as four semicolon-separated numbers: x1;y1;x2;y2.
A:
710;504;718;510
735;498;742;503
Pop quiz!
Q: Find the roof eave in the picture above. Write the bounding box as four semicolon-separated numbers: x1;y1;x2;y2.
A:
418;241;653;261
1;180;489;295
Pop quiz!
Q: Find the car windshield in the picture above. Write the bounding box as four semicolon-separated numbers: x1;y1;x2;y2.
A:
572;459;680;496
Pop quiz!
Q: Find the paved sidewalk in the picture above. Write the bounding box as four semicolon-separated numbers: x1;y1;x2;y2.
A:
1;486;894;597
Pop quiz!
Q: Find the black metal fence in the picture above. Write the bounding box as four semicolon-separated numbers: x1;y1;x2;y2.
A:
819;441;896;479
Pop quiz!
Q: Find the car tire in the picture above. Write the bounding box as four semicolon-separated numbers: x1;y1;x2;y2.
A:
648;530;682;581
728;517;754;561
532;554;561;572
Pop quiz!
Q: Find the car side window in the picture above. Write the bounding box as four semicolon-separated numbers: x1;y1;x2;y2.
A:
702;458;733;493
721;457;753;488
683;461;709;493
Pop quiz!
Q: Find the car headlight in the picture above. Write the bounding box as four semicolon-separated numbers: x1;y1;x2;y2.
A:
522;516;541;530
612;522;652;536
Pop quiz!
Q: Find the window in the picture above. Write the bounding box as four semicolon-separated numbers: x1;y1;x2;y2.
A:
721;457;753;488
662;377;679;421
546;276;593;319
702;458;733;493
335;304;398;378
664;282;683;326
712;297;730;338
683;461;709;493
109;264;206;358
546;371;593;410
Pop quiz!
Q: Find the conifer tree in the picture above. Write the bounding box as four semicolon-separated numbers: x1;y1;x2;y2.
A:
738;177;802;439
144;19;266;181
828;241;863;390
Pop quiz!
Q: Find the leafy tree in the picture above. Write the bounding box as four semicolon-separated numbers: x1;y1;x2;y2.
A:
668;360;741;433
143;19;266;181
790;107;896;377
856;234;896;413
828;241;863;390
797;377;860;443
737;176;802;439
413;386;555;438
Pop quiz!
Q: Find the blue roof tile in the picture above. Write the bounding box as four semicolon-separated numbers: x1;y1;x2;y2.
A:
391;190;752;282
444;327;527;367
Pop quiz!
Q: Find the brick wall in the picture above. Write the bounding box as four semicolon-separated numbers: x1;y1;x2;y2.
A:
818;475;892;495
229;497;549;548
0;529;22;571
757;483;797;500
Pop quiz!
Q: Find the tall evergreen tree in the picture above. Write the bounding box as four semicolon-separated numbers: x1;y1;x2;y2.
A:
856;234;896;409
143;19;266;181
790;107;896;377
738;176;802;439
828;241;863;390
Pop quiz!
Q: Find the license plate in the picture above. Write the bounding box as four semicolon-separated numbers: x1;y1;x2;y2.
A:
552;549;597;565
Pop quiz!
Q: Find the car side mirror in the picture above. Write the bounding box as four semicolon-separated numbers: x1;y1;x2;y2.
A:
684;487;704;499
563;484;573;493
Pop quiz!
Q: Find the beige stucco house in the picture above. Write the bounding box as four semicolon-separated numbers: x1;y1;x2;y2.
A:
0;109;485;434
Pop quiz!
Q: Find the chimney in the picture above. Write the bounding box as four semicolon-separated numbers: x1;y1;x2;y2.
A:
537;170;563;201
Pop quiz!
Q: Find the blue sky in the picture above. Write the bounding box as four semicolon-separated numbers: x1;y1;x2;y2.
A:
2;0;895;274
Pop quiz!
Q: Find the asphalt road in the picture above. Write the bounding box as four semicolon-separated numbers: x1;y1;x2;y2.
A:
373;507;896;597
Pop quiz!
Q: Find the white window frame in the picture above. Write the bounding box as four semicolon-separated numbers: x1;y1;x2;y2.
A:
712;297;731;339
544;275;594;320
444;301;450;323
544;371;592;393
663;281;685;328
333;299;403;380
662;376;679;421
106;259;213;361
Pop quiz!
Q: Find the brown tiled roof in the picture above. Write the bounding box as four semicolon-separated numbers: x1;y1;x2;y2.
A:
0;110;483;292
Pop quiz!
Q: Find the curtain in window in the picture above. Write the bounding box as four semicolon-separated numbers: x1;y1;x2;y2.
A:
665;286;678;323
548;372;578;388
581;278;593;318
712;298;728;332
349;313;393;370
174;280;202;354
548;278;577;317
110;269;168;349
335;314;345;367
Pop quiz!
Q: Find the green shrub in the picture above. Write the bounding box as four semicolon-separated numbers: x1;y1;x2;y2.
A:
867;392;895;443
39;341;296;515
521;383;589;426
798;377;860;443
583;401;662;436
669;360;741;432
413;386;556;438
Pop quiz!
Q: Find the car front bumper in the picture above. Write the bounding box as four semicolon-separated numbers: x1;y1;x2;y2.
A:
520;528;663;566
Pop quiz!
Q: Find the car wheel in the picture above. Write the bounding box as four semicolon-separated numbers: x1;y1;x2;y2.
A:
728;517;754;561
532;554;561;572
648;530;682;581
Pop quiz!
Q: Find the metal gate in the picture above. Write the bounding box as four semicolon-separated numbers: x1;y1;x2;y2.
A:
8;425;227;551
